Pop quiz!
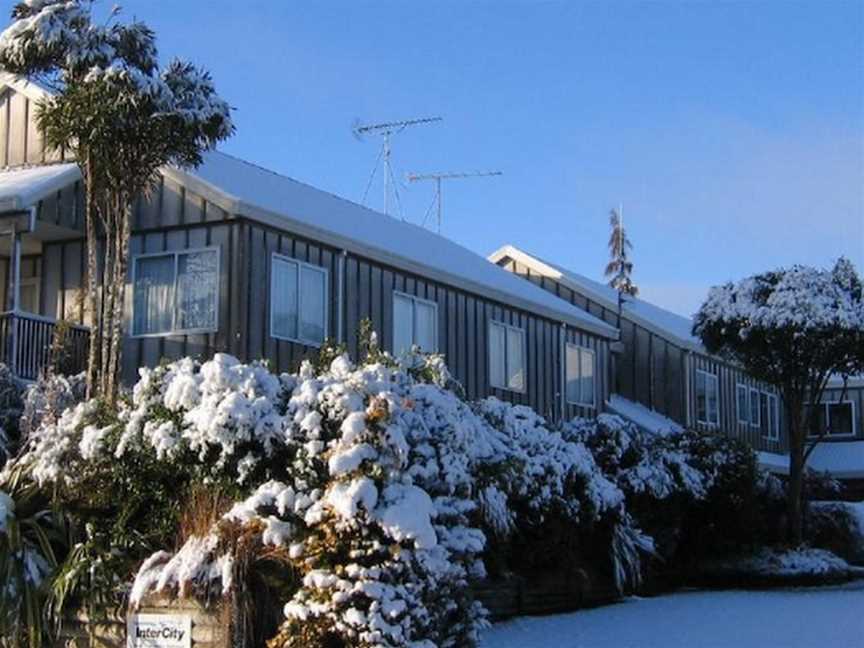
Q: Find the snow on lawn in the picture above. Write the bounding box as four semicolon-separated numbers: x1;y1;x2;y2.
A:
481;580;864;648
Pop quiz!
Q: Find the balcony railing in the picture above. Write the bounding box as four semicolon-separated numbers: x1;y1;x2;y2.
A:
0;311;90;380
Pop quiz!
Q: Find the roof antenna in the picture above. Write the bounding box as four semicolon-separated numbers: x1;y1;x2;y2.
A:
353;116;442;218
406;170;502;234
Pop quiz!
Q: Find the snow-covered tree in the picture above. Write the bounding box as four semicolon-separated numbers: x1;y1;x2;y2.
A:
693;258;864;544
604;207;638;297
0;1;233;401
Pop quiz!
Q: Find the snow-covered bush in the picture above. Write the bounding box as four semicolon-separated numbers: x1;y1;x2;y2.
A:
18;371;86;441
0;364;23;464
566;414;770;565
807;502;864;565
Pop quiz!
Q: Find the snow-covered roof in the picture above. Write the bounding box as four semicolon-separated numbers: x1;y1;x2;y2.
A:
489;245;703;351
606;394;684;436
0;163;79;212
164;152;619;338
759;442;864;479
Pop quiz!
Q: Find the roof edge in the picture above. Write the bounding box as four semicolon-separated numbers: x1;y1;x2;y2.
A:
490;244;701;351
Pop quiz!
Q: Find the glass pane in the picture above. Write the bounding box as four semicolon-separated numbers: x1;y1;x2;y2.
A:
579;348;595;405
299;266;326;344
393;294;414;355
768;395;779;439
566;345;580;403
489;323;506;388
134;255;175;335
506;327;525;391
271;258;298;340
750;389;760;426
707;376;719;424
176;251;218;331
19;282;38;313
737;386;748;423
696;371;707;422
805;404;825;436
828;402;854;436
414;301;436;352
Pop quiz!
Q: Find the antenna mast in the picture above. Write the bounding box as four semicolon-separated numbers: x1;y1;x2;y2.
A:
406;170;503;234
354;116;442;217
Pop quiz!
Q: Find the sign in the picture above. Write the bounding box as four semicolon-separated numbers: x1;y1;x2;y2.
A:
127;613;192;648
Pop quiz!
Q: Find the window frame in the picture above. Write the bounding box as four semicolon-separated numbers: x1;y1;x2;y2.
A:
695;368;720;427
565;342;596;408
17;276;40;314
131;247;221;338
391;290;439;355
269;253;330;348
488;320;527;394
806;399;857;439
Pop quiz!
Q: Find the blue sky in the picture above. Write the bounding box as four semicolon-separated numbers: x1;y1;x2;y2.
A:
7;0;862;316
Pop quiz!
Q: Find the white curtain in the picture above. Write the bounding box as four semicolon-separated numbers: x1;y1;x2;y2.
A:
176;250;218;331
489;322;506;388
393;293;414;355
271;257;298;340
506;326;524;391
414;301;436;352
133;255;175;335
299;266;326;343
579;348;594;405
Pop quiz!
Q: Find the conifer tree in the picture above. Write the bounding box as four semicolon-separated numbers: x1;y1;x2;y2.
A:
604;207;638;297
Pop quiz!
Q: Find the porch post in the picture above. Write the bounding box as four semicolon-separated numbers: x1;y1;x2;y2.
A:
8;226;21;375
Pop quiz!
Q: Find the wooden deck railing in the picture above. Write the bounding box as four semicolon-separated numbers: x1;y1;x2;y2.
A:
0;311;89;380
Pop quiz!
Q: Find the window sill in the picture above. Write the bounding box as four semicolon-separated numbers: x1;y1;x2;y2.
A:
271;333;324;348
131;327;218;339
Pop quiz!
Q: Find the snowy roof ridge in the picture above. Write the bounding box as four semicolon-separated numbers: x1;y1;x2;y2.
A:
490;244;702;351
166;151;619;338
0;162;80;211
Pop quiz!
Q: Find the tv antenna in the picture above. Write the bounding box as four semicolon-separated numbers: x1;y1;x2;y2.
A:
354;116;442;218
406;170;503;234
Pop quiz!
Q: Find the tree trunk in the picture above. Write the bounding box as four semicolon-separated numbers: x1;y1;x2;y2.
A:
785;396;805;545
83;158;101;399
99;202;116;398
105;197;132;404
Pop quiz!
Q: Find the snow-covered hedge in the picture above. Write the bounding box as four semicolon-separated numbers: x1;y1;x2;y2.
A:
2;347;771;646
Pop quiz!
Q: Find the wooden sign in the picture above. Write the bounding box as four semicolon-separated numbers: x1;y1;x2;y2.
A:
127;613;192;648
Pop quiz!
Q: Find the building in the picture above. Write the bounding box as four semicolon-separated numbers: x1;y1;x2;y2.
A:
0;74;617;422
490;244;864;481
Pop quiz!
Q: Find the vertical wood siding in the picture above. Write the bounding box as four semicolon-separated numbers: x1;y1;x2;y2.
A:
0;88;67;167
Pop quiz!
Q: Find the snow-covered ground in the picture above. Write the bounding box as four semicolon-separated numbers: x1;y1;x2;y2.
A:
481;580;864;648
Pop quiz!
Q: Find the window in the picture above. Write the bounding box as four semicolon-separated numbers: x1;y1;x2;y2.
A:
807;401;856;437
566;344;595;407
133;248;219;336
18;277;40;314
489;321;525;392
695;369;719;426
749;387;761;427
765;393;780;440
270;254;328;346
392;292;437;355
736;384;749;425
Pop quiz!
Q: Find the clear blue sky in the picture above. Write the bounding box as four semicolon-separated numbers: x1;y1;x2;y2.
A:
6;0;863;316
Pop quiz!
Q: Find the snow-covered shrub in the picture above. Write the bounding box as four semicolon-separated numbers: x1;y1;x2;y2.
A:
566;414;770;566
131;354;490;647
117;354;293;485
18;371;86;441
0;364;23;464
807;502;864;565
